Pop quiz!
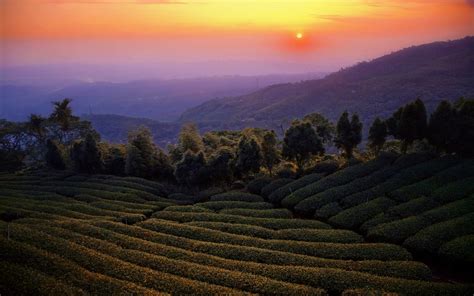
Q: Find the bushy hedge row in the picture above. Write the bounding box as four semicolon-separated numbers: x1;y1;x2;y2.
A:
246;177;272;194
384;196;439;219
268;174;323;204
5;223;243;295
280;154;398;209
261;178;295;198
151;210;331;230
139;219;412;261
0;261;86;296
93;176;167;196
315;202;343;220
0;236;164;295
196;201;274;211
403;212;474;254
187;221;363;243
438;235;474;265
342;289;398;296
367;196;474;243
328;197;396;230
210;191;264;202
219;208;293;219
294;154;435;214
31;223;325;296
163;205;213;213
430;176;474;204
74;220;432;280
70;223;471;296
388;160;474;202
339;156;457;209
360;214;397;234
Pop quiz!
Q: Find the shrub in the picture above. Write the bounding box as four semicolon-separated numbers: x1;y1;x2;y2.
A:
385;196;438;218
152;211;330;230
167;193;194;203
342;289;398;296
360;214;397;234
84;220;431;281
117;214;146;225
403;212;474;254
187;221;363;243
282;154;397;210
315;202;343;220
430;176;474;204
329;197;396;229
219;208;293;219
309;160;340;175
139;219;411;261
268;173;323;204
162;205;212;213
438;235;474;265
246;177;272;194
195;187;224;202
261;178;294;198
196;201;274;211
210;191;264;202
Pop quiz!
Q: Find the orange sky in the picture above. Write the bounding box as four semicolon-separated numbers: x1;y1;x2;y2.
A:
1;0;473;74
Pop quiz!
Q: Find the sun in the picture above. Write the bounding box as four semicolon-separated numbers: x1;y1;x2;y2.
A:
296;32;303;39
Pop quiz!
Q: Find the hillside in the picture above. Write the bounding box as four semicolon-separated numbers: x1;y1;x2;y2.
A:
181;37;474;125
1;167;474;295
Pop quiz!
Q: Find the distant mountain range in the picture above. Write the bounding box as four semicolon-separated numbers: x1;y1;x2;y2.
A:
1;73;325;122
181;37;474;126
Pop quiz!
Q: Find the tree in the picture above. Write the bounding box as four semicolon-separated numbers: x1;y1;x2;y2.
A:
260;131;280;176
103;144;126;176
282;121;324;172
153;148;175;182
398;99;427;152
428;100;455;153
71;133;103;173
125;127;158;178
386;107;403;139
27;114;46;141
303;113;335;145
452;98;474;156
178;123;204;154
235;136;262;177
368;117;387;154
207;147;234;186
174;151;208;188
45;139;66;170
334;111;362;159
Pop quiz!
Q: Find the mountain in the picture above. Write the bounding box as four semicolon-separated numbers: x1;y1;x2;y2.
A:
0;73;325;122
181;37;474;126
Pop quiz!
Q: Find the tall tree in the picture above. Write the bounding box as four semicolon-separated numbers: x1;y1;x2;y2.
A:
334;111;362;159
45;139;66;170
178;123;204;154
303;113;335;145
125;126;158;178
236;136;262;177
398;99;427;152
71;133;103;173
282;121;324;172
428;100;455;153
174;151;208;188
452;98;474;156
386;107;403;138
260;131;280;176
207;147;234;186
368;117;387;154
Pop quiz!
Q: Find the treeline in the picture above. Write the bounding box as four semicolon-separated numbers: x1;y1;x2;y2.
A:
0;98;472;189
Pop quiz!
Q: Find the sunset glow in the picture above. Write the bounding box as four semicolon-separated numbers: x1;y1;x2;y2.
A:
1;0;473;74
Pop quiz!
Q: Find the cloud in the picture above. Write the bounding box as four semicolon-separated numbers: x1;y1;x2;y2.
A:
466;0;474;7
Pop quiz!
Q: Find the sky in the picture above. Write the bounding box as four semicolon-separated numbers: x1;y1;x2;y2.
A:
1;0;474;78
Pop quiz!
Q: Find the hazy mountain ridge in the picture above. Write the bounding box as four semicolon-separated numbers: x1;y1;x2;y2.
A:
180;37;474;124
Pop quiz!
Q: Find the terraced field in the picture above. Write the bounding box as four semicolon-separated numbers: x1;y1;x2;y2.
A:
1;158;474;295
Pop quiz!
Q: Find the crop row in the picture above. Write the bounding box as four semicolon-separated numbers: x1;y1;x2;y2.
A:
438;235;474;265
219;208;293;219
43;220;473;296
138;218;412;261
196;201;274;211
261;178;295;197
279;153;399;208
268;173;323;204
152;210;330;229
210;191;264;202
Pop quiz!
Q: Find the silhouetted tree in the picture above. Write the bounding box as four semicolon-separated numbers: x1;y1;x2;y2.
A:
303;113;335;145
386;107;403;138
236;136;262;177
103;145;126;176
282;121;324;172
125;126;158;178
207;147;234;186
45;139;65;170
428;100;455;153
452;98;474;156
178;123;204;154
174;151;208;188
153;148;175;182
334;112;362;159
368;117;387;154
399;99;427;153
71;133;103;173
261;131;280;176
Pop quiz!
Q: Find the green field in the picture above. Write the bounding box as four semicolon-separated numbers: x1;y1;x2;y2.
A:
1;157;474;295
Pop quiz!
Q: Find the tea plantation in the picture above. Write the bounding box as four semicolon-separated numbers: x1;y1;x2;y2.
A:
1;155;474;295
